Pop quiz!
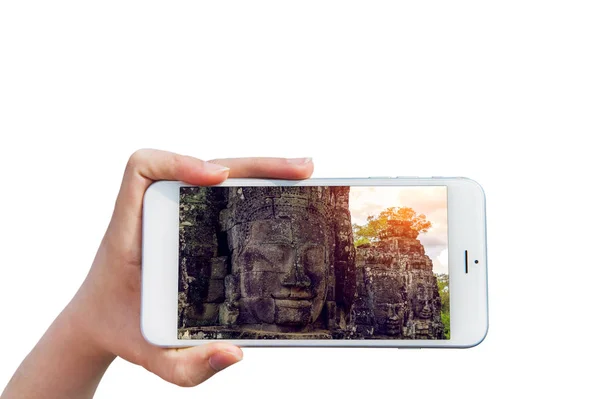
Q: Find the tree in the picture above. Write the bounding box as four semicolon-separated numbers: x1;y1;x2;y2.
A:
436;273;450;339
353;206;432;246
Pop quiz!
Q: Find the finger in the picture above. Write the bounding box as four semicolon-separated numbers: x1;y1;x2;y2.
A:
145;343;243;387
108;149;230;239
117;149;230;215
208;157;314;179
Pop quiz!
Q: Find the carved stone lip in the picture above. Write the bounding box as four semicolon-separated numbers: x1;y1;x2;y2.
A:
271;290;315;300
418;310;432;318
384;320;401;328
274;299;312;309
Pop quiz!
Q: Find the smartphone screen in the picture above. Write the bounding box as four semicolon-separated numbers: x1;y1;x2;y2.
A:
178;186;449;340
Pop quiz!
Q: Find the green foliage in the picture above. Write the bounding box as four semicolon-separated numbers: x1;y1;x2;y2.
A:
353;235;371;247
436;273;450;339
353;207;432;247
441;312;450;339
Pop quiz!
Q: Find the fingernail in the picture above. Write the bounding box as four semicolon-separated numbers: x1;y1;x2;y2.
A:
286;157;312;165
204;162;230;173
208;348;243;372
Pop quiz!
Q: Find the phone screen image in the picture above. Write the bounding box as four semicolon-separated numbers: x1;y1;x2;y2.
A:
178;186;449;340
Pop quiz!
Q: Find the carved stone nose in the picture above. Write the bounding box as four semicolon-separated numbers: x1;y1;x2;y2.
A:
282;261;311;288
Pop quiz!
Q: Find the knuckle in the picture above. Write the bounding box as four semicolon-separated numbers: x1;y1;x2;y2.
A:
168;153;185;176
126;149;149;171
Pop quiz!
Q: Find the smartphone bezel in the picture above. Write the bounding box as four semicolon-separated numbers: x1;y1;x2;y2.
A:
141;177;488;348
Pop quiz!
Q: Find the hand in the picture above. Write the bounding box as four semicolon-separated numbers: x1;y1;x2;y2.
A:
1;149;313;398
72;150;314;384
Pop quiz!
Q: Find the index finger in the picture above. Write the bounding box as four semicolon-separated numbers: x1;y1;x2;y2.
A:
208;157;314;179
110;150;315;234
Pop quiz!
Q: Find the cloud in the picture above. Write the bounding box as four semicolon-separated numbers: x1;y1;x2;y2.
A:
349;186;448;274
434;248;449;274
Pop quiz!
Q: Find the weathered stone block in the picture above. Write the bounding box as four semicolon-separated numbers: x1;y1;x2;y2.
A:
239;271;284;298
210;257;228;279
219;303;239;326
274;304;311;326
247;219;293;243
325;301;337;329
205;279;224;303
239;297;275;324
224;274;240;301
196;303;219;326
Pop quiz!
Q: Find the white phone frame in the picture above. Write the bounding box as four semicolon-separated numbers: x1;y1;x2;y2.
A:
141;177;488;348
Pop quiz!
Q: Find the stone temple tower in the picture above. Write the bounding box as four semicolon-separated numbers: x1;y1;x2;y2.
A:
352;221;444;339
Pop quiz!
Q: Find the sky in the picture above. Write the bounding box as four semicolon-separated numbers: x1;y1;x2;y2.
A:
348;186;448;274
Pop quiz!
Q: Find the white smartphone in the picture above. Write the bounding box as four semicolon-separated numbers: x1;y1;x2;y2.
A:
141;177;488;348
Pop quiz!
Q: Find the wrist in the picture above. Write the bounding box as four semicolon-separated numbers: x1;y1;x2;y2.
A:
59;300;116;365
1;301;116;399
58;293;116;367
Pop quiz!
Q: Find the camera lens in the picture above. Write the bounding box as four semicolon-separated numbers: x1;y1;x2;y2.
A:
474;260;479;264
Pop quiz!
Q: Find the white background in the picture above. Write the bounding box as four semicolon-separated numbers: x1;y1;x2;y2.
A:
1;1;598;398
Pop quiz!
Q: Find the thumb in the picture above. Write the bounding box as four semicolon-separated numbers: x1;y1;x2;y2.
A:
146;343;243;387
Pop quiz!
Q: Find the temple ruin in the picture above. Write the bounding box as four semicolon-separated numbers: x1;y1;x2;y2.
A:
178;186;445;340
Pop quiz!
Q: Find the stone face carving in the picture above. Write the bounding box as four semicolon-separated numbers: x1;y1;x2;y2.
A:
404;270;444;339
178;186;356;339
353;235;444;340
232;218;329;330
410;275;437;320
178;187;227;329
220;186;356;335
368;271;406;336
178;186;445;340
